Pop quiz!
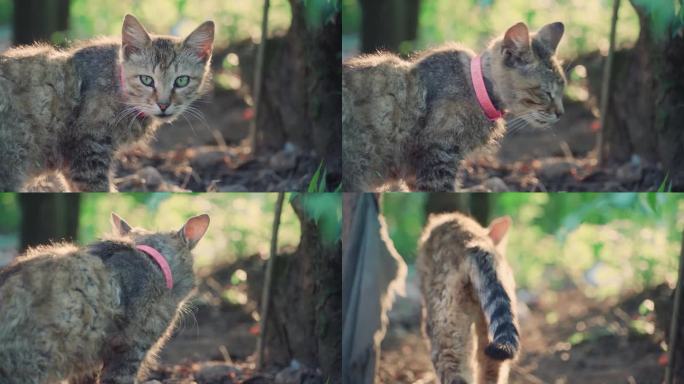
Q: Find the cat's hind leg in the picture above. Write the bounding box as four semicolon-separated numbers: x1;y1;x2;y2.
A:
423;274;474;384
474;314;507;384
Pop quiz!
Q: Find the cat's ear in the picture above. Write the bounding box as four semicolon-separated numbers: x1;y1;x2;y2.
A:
179;214;210;249
183;21;215;61
535;22;565;53
502;22;530;67
111;212;132;236
122;14;151;58
487;216;511;246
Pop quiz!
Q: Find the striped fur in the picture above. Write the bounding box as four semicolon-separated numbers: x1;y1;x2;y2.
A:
417;212;519;384
0;214;209;384
468;248;520;360
0;14;213;192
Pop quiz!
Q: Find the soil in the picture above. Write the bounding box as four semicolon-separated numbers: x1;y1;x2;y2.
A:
140;254;325;384
459;99;666;192
377;273;672;384
112;89;327;193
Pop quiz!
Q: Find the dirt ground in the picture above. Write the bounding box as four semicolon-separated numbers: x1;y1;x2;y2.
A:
459;99;666;192
141;256;324;384
378;272;671;384
112;89;324;193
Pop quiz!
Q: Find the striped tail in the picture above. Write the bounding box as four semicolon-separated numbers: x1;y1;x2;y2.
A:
468;248;520;360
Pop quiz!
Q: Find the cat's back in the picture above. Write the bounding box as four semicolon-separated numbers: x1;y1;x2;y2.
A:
343;52;413;103
69;38;121;95
418;212;486;274
0;243;121;380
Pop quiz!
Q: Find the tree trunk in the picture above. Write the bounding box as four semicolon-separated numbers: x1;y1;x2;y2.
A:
602;1;684;189
262;195;341;383
19;194;80;252
425;193;490;226
13;0;70;45
359;0;420;54
668;230;684;383
255;1;342;186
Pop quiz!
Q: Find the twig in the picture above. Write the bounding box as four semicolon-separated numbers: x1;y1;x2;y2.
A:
256;191;285;370
666;229;684;383
597;0;621;165
511;365;545;384
248;0;270;155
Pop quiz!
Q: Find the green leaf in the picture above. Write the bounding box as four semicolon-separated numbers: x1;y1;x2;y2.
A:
633;0;676;40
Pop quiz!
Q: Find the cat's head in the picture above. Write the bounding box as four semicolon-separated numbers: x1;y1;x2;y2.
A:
490;22;566;128
110;212;210;289
119;14;214;123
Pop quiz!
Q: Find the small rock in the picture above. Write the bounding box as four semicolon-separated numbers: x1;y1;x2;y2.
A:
616;161;642;184
482;177;509;192
274;362;323;384
194;362;238;384
143;381;163;384
137;166;164;189
218;184;249;192
538;159;576;180
268;149;298;172
191;148;231;170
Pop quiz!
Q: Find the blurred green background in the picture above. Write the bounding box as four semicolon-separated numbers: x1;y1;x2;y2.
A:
0;193;303;271
0;0;293;48
382;193;684;298
342;0;640;58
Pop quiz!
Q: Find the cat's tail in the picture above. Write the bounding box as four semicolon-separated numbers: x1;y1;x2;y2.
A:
468;247;520;361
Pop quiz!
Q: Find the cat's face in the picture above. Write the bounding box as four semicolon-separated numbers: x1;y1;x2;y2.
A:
119;14;214;123
495;22;566;128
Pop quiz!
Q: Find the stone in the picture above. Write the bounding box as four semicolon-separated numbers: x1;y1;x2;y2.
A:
194;362;238;384
482;177;509;192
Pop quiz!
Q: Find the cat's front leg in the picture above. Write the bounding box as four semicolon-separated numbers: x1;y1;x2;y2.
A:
63;135;116;192
413;142;460;192
100;347;147;384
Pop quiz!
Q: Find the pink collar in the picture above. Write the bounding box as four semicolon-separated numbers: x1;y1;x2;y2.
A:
136;245;173;289
470;55;503;120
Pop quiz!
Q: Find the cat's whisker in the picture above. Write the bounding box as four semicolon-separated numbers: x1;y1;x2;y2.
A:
180;112;199;137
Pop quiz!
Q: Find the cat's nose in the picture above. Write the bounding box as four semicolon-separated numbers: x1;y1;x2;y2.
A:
157;103;169;112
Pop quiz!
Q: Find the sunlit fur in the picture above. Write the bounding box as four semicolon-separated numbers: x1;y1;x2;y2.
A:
0;14;214;192
342;22;565;192
0;214;210;383
485;23;567;129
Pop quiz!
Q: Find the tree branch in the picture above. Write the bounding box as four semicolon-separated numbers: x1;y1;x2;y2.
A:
256;191;285;370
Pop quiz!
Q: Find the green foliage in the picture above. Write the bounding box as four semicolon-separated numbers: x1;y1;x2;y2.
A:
296;192;342;245
78;193;301;270
383;193;684;298
0;193;18;234
632;0;678;40
0;0;11;25
303;0;340;30
307;161;341;193
381;193;427;262
342;0;642;58
65;0;293;46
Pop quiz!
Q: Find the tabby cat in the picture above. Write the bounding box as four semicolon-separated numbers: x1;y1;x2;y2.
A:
417;213;519;384
0;14;214;192
342;22;565;191
0;213;210;384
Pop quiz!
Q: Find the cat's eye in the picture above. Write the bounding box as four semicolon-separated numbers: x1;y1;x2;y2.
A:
139;75;154;87
174;76;190;88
